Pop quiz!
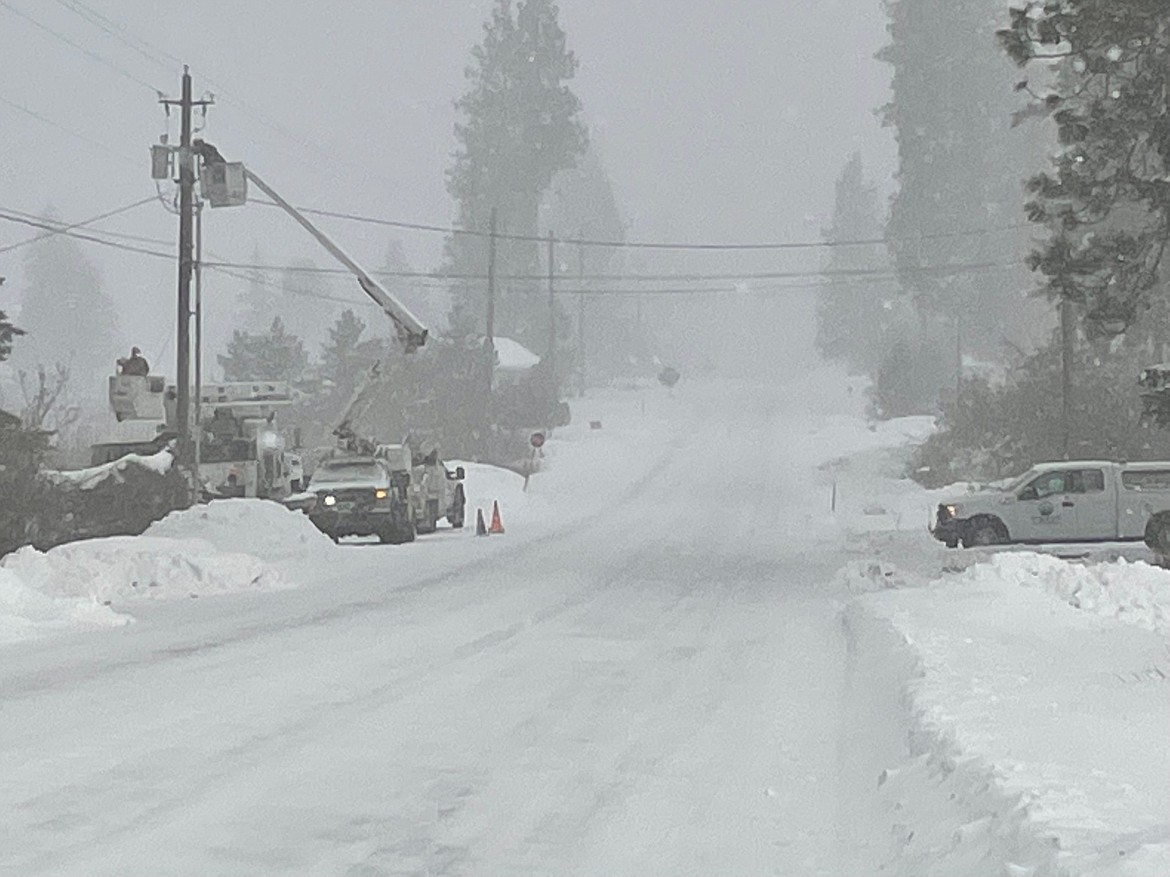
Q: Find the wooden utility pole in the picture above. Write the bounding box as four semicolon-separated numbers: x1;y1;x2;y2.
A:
193;201;203;486
577;232;585;397
485;207;497;394
1061;299;1075;458
547;229;556;395
160;68;211;467
955;310;963;404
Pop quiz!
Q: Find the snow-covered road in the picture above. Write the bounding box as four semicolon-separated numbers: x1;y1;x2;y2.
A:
0;379;871;876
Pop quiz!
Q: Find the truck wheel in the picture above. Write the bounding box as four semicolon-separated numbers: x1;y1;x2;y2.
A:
962;517;1008;548
1143;512;1170;557
449;485;466;529
380;521;415;545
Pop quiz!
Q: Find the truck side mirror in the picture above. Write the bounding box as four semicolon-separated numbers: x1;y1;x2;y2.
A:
1019;486;1037;501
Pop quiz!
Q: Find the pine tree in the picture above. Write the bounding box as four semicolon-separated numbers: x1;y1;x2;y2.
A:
0;305;23;363
14;227;118;397
816;153;895;374
238;246;280;335
444;0;587;349
320;309;367;385
879;0;1051;358
217;317;308;382
543;145;643;383
1000;1;1170;336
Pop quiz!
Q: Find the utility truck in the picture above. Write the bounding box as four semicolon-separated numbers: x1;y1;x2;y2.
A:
932;460;1170;548
93;375;297;500
197;147;465;535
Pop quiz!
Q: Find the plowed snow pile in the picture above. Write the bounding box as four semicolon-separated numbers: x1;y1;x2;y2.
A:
145;498;336;560
0;568;129;643
0;501;329;644
847;552;1170;876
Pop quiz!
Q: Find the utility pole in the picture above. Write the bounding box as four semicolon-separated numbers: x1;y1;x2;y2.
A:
1061;298;1075;458
577;232;585;397
160;68;212;468
485;206;497;394
547;229;556;397
193;200;203;486
955;310;963;404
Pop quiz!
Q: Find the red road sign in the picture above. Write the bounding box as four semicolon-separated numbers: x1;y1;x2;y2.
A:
530;432;546;449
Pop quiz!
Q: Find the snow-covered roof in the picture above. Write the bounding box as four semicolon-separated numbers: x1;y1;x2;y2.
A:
493;337;540;372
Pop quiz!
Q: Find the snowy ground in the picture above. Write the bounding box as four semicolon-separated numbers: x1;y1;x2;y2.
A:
0;375;1166;875
831;400;1170;875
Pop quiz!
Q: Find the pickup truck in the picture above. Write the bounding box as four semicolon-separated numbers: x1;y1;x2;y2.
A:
305;455;415;544
932;460;1170;547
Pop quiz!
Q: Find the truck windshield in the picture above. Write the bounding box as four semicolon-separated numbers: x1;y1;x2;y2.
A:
313;461;384;483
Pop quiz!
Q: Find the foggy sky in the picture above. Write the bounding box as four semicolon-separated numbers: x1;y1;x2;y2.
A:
0;0;894;371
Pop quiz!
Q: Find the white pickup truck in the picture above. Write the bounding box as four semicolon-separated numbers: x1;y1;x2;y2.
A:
932;460;1170;547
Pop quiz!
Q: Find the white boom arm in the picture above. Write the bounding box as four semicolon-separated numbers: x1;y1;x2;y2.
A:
243;169;428;353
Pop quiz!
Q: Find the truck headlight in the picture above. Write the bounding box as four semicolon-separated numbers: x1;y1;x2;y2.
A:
375;489;388;500
323;494;337;507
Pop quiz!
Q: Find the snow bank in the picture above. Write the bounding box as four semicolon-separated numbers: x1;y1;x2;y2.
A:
954;552;1170;635
1;536;290;606
145;498;336;561
0;568;129;644
845;556;1170;876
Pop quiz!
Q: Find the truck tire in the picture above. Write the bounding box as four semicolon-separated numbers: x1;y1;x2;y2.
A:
1143;511;1170;558
381;521;415;545
449;485;466;529
961;516;1008;548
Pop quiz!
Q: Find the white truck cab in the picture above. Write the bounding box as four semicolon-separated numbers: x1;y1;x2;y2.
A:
933;460;1170;547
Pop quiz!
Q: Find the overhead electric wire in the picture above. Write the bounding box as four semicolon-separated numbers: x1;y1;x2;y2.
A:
49;0;179;73
0;211;174;260
0;198;157;255
201;257;1019;285
0;0;161;94
0;93;140;167
252;198;1029;252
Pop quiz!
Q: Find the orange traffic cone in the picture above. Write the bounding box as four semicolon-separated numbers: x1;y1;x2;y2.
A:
489;500;505;535
475;507;488;536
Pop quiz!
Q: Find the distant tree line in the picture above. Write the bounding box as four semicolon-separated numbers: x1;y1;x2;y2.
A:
818;0;1170;485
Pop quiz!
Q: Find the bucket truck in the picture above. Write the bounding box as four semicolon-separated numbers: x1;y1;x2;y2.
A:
204;153;464;532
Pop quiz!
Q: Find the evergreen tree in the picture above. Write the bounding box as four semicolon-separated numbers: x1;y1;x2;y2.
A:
320;309;367;386
1000;1;1170;336
879;0;1051;358
444;0;587;350
0;304;23;363
238;246;280;335
279;258;337;352
815;153;896;374
543;145;644;383
217;316;307;382
13;227;118;397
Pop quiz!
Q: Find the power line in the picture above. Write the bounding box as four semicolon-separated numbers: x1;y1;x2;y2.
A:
0;198;156;255
0;93;140;167
252;198;1028;252
47;0;401;190
201;257;1019;285
0;211;174;260
0;0;161;94
50;0;178;72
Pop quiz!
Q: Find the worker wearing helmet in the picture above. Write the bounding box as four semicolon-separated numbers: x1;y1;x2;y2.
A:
117;347;150;377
